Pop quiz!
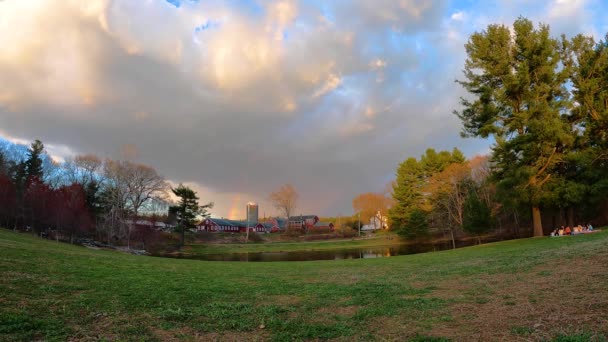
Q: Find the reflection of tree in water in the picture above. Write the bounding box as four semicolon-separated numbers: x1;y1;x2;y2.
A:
162;239;485;262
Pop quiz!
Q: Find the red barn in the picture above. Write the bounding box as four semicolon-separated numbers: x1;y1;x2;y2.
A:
197;218;278;233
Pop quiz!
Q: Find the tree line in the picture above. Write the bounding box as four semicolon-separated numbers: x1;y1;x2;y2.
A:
389;18;608;240
0;139;210;248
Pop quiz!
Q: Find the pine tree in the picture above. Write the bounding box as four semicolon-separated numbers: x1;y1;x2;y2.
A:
171;184;212;248
566;34;608;207
455;18;573;236
25;140;45;180
395;209;429;240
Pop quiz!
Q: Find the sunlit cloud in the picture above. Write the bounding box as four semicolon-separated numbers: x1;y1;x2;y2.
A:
1;0;606;217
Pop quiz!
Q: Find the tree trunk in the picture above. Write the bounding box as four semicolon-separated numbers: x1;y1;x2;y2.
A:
450;228;456;249
180;229;185;249
567;206;574;228
513;209;520;237
532;206;543;237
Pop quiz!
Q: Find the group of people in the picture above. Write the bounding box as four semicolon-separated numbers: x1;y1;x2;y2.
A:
550;224;594;237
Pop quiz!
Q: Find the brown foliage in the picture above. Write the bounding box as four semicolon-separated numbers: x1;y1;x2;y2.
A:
352;192;392;226
269;184;298;219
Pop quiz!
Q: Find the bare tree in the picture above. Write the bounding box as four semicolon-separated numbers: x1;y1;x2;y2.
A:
63;154;102;187
124;162;168;248
101;159;168;248
424;163;472;249
269;184;298;220
101;159;130;244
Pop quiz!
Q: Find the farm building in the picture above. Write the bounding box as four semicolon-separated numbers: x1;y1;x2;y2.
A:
197;218;279;233
309;221;335;233
287;215;319;229
124;219;175;232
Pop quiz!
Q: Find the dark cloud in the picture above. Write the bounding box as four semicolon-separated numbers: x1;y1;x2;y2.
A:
2;0;599;217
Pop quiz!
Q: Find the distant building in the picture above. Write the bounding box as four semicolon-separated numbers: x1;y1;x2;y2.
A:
288;215;319;229
310;221;335;232
361;211;388;231
246;202;258;224
124;219;175;232
197;218;279;233
197;203;328;234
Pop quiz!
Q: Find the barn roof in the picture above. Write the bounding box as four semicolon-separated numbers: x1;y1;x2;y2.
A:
201;218;244;227
288;215;318;221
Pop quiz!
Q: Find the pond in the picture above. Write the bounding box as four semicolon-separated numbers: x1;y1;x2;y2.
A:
160;239;487;262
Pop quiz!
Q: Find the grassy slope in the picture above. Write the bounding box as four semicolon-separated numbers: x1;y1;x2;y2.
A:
1;229;607;341
185;235;402;255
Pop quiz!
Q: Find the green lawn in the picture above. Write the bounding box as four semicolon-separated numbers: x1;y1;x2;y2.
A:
1;228;607;341
185;235;403;255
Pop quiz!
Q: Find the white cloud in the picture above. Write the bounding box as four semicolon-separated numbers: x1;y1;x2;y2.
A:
451;11;465;21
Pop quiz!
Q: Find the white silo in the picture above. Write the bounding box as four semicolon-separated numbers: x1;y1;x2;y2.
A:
246;202;258;224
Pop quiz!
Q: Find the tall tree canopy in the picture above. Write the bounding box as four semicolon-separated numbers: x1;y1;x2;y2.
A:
566;34;608;206
455;17;573;236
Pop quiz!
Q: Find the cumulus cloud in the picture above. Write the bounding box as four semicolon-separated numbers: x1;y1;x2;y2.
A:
0;0;605;217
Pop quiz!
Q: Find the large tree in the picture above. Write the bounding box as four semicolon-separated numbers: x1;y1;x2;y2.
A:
566;34;608;208
269;184;298;220
102;160;168;248
455;18;573;236
390;148;465;237
172;184;212;248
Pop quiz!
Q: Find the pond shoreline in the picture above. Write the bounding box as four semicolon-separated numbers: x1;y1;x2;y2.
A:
155;233;506;261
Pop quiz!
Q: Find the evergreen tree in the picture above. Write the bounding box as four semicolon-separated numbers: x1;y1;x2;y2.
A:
455;18;573;236
25;140;45;180
171;184;212;248
566;34;608;207
390;148;465;234
390;157;423;231
395;209;429;240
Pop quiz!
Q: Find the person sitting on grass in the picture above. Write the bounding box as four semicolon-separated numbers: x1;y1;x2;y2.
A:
551;228;559;237
565;226;572;235
588;223;594;231
558;226;564;236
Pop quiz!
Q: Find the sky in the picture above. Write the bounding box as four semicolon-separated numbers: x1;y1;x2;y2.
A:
1;0;607;219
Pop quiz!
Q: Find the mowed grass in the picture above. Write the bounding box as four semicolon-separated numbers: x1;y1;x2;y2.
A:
185;235;402;255
1;229;608;341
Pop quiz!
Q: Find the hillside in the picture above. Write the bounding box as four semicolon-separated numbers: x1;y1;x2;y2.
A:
1;229;607;341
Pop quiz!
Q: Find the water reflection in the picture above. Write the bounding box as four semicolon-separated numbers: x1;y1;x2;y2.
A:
162;239;485;262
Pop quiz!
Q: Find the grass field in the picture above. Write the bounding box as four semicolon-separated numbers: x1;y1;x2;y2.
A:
185;235;403;255
1;228;607;341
